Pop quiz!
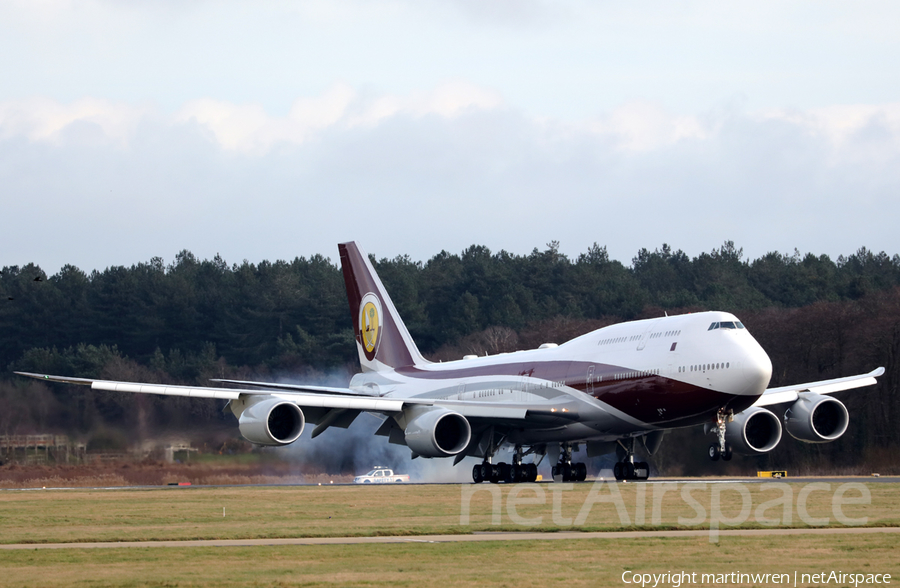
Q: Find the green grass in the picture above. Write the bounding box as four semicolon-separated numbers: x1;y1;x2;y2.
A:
1;482;897;587
1;482;898;545
1;534;897;587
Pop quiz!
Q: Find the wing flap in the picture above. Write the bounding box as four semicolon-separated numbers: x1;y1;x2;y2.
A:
208;378;367;396
753;367;884;407
92;381;242;400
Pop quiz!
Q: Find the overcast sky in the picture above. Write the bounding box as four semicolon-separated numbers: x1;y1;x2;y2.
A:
2;1;899;273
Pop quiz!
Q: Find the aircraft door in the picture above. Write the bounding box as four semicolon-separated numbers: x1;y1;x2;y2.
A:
636;319;662;351
586;365;595;396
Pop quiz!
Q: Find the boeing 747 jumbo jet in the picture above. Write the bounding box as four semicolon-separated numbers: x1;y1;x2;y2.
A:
17;242;883;482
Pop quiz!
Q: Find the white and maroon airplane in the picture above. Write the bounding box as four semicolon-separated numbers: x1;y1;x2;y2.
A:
17;242;883;482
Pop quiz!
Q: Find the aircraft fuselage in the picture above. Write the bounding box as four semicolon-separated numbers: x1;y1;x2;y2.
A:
350;311;773;444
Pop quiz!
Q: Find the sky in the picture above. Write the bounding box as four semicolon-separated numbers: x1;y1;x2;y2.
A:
2;0;899;274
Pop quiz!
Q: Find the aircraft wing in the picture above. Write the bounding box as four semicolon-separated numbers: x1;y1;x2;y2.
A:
14;371;405;411
13;371;532;419
752;367;884;407
203;379;539;419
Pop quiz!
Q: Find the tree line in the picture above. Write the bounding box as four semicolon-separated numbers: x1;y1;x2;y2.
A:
1;241;899;473
3;241;899;371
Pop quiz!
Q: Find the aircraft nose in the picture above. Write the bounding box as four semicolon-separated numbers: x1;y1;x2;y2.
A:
741;344;772;396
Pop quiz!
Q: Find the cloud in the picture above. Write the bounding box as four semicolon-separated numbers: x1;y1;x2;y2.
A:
172;81;504;154
583;101;710;152
760;104;900;166
0;82;503;155
0;96;154;146
11;86;896;163
1;85;899;274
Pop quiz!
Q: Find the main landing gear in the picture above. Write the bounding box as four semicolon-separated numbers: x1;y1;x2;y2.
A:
472;445;538;484
551;443;587;482
613;438;649;481
708;408;733;461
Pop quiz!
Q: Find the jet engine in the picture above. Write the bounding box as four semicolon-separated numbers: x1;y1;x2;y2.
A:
784;394;849;443
404;408;471;458
725;406;783;455
238;398;305;446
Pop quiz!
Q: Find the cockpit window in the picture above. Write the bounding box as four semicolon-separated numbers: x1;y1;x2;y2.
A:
709;321;746;331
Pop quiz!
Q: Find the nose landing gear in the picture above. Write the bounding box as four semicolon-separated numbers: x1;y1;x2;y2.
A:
708;409;733;461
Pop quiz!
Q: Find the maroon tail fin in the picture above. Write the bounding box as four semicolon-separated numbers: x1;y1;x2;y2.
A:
338;242;428;372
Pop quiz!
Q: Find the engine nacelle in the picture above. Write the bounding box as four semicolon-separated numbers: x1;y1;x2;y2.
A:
725;406;783;455
238;398;305;446
404;408;471;458
785;394;849;443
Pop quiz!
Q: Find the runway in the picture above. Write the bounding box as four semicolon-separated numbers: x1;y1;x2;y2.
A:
2;475;897;493
2;526;898;550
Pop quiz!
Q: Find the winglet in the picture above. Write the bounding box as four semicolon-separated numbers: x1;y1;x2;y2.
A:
14;371;94;386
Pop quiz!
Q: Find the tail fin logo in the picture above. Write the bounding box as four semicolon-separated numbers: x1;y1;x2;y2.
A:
359;293;383;360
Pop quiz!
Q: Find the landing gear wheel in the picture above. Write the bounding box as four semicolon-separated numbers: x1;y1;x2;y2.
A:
551;465;559;479
722;444;733;461
472;464;483;484
575;462;587;482
635;461;650;480
498;462;511;483
479;462;491;481
625;461;635;478
506;464;518;484
708;443;721;461
527;463;538;482
613;463;623;480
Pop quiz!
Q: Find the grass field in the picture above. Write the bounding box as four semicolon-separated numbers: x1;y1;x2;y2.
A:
1;481;898;586
2;481;898;544
1;533;897;587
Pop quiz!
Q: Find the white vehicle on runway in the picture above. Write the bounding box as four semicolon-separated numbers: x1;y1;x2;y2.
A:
354;468;409;484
